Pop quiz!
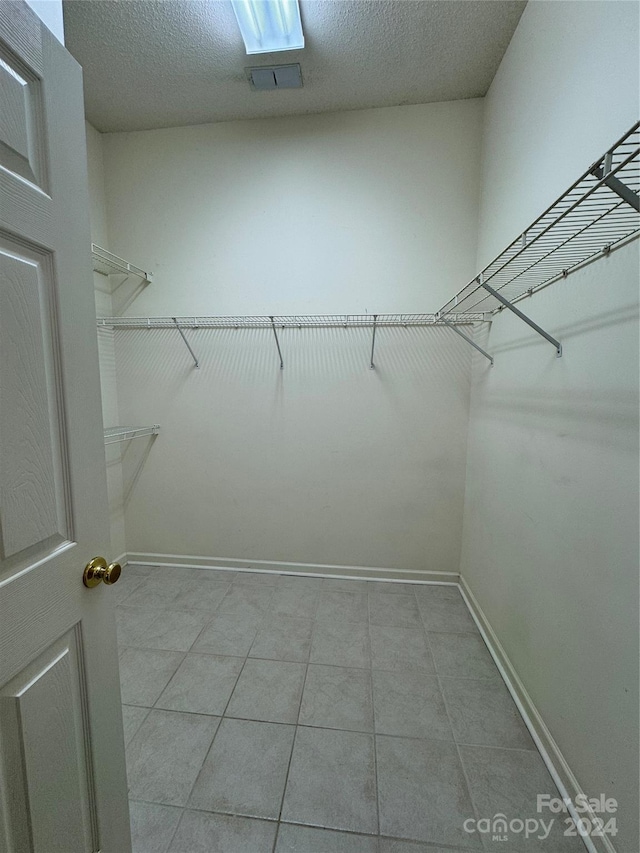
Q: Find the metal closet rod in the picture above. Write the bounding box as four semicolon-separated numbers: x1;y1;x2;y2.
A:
97;312;490;370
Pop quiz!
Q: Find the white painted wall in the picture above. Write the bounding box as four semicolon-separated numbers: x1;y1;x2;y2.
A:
114;324;473;573
102;101;482;315
461;2;640;850
100;101;484;573
86;121;127;560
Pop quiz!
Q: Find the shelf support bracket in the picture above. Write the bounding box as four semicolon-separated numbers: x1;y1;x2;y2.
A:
480;282;562;357
369;315;378;369
591;163;639;212
442;319;493;365
270;317;284;369
172;318;200;368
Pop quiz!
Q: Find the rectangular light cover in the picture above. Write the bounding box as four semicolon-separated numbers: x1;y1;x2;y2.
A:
231;0;304;54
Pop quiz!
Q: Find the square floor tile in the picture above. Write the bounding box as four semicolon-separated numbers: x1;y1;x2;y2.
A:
440;678;534;749
192;611;261;657
250;616;313;662
276;823;378;852
234;571;280;586
299;665;373;732
316;591;369;623
155;653;243;715
459;745;585;852
116;607;163;648
129;801;182;853
416;589;477;634
370;625;435;673
185;568;238;583
171;579;231;612
119;648;184;706
272;585;321;619
188;718;294;820
282;727;378;834
376;735;481;848
372;670;452;740
369;594;421;628
217;585;275;619
413;585;461;601
126;709;220;806
227;658;306;723
122;705;150;746
124;578;184;610
113;574;147;605
133;609;211;652
323;578;369;593
133;567;178;582
169;811;277;853
278;575;326;592
367;581;420;595
428;632;499;680
310;620;370;668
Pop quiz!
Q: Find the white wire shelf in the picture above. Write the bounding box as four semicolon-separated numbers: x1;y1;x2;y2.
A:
96;313;492;369
97;313;486;329
92;244;153;283
438;123;640;317
104;425;160;445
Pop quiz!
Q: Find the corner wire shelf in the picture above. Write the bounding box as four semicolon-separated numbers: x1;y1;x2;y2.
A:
104;425;160;445
96;313;489;370
437;122;640;357
92;244;153;284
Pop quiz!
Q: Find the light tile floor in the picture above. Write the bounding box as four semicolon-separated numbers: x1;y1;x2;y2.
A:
117;566;584;853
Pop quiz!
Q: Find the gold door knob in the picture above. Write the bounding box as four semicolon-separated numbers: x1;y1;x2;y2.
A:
83;557;122;588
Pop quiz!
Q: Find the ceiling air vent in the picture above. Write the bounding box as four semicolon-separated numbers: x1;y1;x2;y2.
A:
247;63;303;91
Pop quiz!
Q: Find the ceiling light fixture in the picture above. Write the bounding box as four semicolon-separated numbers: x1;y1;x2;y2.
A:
230;0;304;55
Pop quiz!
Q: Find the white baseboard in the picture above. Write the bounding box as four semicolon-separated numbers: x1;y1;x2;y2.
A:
124;551;459;585
113;552;128;568
460;577;613;853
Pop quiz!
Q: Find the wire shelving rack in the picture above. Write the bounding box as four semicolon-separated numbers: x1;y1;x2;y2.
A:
104;426;160;445
92;244;153;284
97;313;485;329
96;314;490;368
96;124;639;367
438;123;639;320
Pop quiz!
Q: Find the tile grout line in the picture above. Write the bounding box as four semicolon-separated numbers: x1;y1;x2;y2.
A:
367;589;382;839
272;659;309;846
418;590;486;851
179;583;234;650
131;794;482;851
163;804;185;853
123;704;152;750
177;596;263;816
124;700;544;751
272;583;320;851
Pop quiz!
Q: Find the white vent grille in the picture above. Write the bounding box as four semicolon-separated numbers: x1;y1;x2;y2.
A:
248;63;303;90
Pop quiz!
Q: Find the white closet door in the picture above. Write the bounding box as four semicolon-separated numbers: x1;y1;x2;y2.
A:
0;3;130;851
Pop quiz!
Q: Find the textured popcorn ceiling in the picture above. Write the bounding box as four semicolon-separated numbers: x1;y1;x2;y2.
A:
63;0;526;132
